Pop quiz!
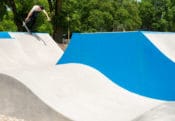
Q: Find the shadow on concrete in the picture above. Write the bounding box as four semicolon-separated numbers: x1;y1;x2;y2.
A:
0;73;71;121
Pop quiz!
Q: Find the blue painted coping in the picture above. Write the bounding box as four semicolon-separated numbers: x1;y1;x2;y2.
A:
0;32;11;38
57;31;175;101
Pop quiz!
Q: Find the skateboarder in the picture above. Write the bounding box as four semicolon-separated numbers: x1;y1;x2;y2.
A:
24;5;51;32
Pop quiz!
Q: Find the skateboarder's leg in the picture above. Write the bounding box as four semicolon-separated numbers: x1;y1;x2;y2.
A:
25;17;36;32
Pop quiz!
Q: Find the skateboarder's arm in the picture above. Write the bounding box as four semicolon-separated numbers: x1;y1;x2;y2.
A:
25;6;36;22
42;10;51;21
25;11;32;22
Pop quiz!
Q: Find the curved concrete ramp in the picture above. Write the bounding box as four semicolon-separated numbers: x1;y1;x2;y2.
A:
58;31;175;101
132;102;175;121
0;32;63;68
0;32;175;121
2;64;164;121
0;73;71;121
144;32;175;63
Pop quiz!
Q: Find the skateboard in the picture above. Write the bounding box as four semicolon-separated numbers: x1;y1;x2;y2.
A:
22;21;32;34
22;21;46;45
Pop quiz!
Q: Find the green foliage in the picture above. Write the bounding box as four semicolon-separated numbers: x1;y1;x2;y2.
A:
61;0;141;33
0;11;17;31
0;1;7;21
139;0;154;30
0;0;52;32
139;0;175;31
1;0;175;37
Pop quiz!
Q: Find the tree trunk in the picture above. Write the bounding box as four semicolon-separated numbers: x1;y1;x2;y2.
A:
7;0;23;31
51;0;63;43
53;27;63;43
53;0;63;43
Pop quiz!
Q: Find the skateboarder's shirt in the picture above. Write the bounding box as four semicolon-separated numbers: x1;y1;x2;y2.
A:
29;5;43;19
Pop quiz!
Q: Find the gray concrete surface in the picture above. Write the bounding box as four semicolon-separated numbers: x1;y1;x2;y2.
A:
0;73;71;121
1;32;174;121
132;102;175;121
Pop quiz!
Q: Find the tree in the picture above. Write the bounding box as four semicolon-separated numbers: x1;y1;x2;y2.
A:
2;0;175;42
139;0;175;31
48;0;63;43
0;11;17;31
113;0;141;31
139;0;154;30
0;0;7;21
5;0;28;31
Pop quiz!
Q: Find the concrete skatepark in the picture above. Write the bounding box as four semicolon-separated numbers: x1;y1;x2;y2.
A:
0;31;175;121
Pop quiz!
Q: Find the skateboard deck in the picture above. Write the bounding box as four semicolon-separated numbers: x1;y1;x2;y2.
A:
22;21;32;34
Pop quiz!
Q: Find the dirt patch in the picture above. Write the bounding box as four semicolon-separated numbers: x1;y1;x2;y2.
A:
58;44;68;51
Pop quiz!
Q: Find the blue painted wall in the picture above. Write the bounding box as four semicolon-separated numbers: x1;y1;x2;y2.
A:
58;31;175;101
0;32;11;38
